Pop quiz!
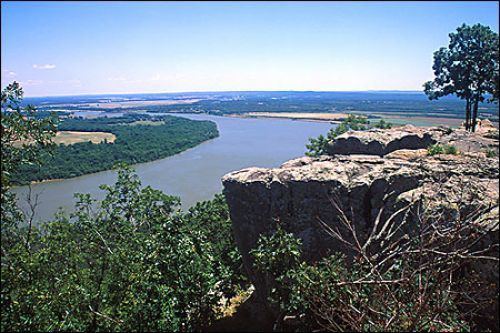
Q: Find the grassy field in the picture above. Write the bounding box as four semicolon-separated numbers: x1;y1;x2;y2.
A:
53;131;116;145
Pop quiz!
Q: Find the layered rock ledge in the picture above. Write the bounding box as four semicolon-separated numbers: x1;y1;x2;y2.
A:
327;123;499;156
222;125;499;326
327;125;440;156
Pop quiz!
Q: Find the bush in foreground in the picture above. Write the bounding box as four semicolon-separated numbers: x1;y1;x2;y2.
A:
2;165;245;332
251;191;498;331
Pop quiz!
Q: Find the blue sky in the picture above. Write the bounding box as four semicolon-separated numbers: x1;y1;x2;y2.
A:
1;1;498;97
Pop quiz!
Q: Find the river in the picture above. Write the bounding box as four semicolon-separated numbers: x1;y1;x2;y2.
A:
12;114;335;223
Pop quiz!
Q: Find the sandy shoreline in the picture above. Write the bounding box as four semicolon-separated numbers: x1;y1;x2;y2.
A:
226;112;349;123
226;111;487;128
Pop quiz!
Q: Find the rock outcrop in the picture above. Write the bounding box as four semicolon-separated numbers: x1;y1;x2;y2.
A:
439;127;500;155
222;125;499;329
223;152;498;287
327;125;441;156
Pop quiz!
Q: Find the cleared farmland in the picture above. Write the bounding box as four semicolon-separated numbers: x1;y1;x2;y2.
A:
53;131;116;145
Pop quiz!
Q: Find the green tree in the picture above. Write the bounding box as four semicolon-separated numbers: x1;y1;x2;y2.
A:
1;81;57;214
424;23;499;132
1;82;57;331
1;82;244;331
1;81;57;252
184;194;248;299
371;119;392;129
2;164;245;331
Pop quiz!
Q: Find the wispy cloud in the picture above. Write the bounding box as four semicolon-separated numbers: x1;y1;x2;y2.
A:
2;69;17;77
32;64;56;70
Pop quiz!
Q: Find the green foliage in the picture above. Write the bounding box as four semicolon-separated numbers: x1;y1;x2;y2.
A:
1;82;57;255
371;118;393;129
250;229;470;332
1;82;57;187
427;144;445;155
444;144;459;155
485;148;497;158
305;134;329;157
13;114;219;184
306;114;388;157
424;24;499;131
427;144;459;156
184;194;248;299
250;226;303;314
1;82;244;331
2;165;243;331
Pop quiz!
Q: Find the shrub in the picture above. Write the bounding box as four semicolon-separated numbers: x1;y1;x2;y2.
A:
2;82;246;331
427;144;459;156
185;194;248;299
444;144;458;154
372;119;393;129
306;115;393;157
2;165;245;331
485;148;497;158
250;191;498;331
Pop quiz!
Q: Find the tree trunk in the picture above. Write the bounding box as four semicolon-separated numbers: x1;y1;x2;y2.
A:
465;98;471;131
471;98;479;132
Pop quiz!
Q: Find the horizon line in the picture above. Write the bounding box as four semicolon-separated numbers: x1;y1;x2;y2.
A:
23;89;428;99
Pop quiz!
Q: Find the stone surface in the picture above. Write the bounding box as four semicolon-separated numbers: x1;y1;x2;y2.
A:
326;123;499;157
439;127;499;155
223;153;498;293
222;126;499;328
326;125;441;156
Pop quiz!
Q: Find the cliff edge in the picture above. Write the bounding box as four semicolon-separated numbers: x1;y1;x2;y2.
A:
222;124;499;329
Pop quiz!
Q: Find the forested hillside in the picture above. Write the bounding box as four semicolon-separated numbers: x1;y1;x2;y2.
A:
13;114;218;184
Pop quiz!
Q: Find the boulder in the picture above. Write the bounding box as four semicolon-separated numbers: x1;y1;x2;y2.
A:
326;125;441;156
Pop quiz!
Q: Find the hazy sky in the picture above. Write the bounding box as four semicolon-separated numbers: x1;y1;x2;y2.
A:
1;1;498;97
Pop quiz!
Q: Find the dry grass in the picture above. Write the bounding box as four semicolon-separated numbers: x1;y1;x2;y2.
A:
220;288;254;318
53;131;116;145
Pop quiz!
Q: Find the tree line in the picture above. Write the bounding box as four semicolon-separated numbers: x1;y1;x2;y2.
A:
12;114;219;184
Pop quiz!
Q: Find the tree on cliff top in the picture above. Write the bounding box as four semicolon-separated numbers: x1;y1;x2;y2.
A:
424;23;499;132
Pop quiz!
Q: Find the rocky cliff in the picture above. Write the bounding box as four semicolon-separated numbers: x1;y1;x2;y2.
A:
222;124;499;328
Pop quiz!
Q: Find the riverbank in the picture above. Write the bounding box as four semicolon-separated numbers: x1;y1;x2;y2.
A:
13;114;219;185
12;114;334;223
226;111;499;128
226;112;349;123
